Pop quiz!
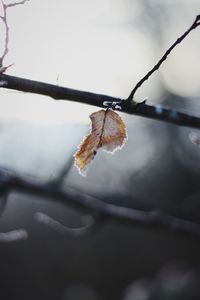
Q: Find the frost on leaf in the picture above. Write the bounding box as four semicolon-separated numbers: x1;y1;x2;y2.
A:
74;109;127;175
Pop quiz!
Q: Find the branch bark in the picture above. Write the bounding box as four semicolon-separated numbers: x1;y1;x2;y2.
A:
1;73;200;129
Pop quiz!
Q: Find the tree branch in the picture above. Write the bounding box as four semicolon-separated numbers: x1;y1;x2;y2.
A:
0;168;200;237
1;73;200;129
127;14;200;102
0;11;200;129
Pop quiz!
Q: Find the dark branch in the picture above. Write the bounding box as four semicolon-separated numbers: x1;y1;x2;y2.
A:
1;73;200;129
1;168;200;237
127;14;200;102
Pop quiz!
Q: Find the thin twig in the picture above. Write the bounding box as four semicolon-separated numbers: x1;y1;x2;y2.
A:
5;0;30;8
0;168;200;237
1;73;200;129
0;0;9;67
0;0;29;67
127;15;200;102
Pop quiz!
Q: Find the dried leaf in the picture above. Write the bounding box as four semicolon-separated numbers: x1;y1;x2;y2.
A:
74;109;127;174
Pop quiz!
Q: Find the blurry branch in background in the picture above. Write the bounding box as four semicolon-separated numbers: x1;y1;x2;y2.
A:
34;212;96;237
49;146;79;188
127;14;200;101
0;185;28;243
0;229;28;242
1;168;200;238
0;0;29;70
123;264;200;300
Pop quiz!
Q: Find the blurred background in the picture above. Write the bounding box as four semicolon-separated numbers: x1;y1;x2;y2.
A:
0;0;200;299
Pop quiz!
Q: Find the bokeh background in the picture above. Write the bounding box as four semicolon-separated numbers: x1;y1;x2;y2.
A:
0;0;200;299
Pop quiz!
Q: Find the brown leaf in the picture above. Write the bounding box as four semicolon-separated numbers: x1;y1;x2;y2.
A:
74;109;127;174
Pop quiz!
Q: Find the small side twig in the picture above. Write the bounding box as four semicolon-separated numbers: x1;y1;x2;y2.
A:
127;15;200;102
5;0;30;8
0;0;29;68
